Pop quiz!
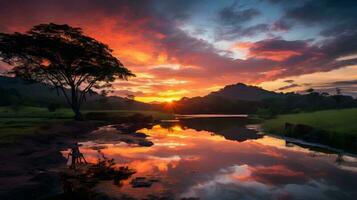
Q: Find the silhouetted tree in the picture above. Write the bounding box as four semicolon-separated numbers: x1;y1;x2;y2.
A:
0;23;134;120
336;87;342;95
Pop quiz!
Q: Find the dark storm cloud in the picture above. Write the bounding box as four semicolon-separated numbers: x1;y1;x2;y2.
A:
217;23;270;40
214;2;267;40
285;0;357;25
271;19;292;31
283;0;357;37
0;0;197;33
152;0;200;21
250;39;309;52
218;3;260;25
0;0;356;85
237;31;357;80
0;0;272;80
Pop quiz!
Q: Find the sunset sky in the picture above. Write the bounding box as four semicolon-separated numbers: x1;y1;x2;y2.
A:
0;0;356;102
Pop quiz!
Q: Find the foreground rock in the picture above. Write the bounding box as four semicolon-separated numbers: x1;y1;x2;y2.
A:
87;124;154;147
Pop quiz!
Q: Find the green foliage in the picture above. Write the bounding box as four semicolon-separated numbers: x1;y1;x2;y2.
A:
0;106;74;118
258;92;357;115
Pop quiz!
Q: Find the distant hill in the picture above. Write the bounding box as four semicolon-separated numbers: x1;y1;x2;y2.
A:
0;76;152;110
170;83;280;114
207;83;281;101
0;76;68;105
169;82;357;114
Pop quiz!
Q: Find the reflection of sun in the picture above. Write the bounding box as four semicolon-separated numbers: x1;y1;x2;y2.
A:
172;125;182;131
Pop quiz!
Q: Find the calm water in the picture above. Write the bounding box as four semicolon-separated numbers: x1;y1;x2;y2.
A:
66;117;357;200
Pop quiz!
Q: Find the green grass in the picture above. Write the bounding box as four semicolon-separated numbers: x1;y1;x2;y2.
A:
0;106;173;121
0;106;74;118
83;110;174;121
0;106;173;143
0;106;73;143
0;118;67;143
262;108;357;136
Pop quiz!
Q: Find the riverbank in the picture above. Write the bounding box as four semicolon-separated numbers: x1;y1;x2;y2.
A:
262;108;357;152
0;120;103;199
0;106;173;144
0;106;171;200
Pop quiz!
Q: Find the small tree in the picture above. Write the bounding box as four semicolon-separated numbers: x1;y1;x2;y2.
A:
0;23;134;120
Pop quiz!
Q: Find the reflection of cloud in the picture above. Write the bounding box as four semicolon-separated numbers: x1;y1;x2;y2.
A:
181;164;340;200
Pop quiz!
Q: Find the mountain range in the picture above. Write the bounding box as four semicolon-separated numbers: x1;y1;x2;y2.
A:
0;76;283;113
169;83;284;114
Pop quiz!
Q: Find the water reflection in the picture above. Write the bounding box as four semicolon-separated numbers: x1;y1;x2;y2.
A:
74;118;357;200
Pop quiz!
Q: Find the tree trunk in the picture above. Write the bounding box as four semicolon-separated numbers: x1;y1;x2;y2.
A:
74;110;84;121
72;101;83;121
71;86;84;121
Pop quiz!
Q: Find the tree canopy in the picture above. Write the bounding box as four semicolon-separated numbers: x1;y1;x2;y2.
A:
0;23;135;120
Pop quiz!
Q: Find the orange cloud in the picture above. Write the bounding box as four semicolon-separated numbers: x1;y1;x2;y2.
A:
249;50;302;61
1;1;356;102
234;41;302;61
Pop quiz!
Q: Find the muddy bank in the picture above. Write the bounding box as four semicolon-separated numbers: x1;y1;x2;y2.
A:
0;120;155;200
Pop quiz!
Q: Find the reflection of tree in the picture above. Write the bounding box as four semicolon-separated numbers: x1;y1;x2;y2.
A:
161;118;262;142
67;143;87;169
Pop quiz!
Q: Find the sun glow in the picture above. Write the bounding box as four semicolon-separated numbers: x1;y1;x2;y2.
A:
135;96;181;103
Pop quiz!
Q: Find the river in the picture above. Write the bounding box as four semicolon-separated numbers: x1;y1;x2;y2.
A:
64;116;357;200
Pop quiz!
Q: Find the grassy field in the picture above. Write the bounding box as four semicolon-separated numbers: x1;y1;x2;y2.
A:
262;108;357;136
82;109;174;121
0;106;74;118
0;106;173;143
0;106;173;120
